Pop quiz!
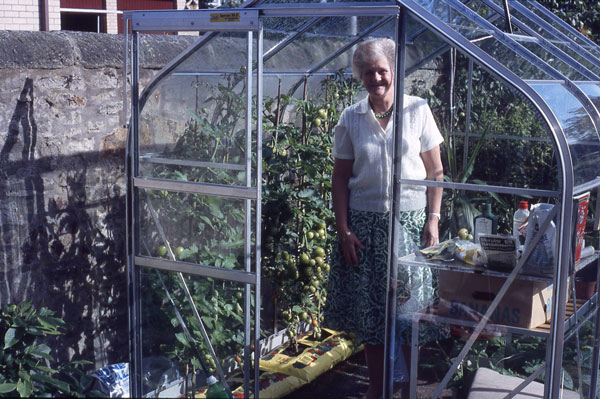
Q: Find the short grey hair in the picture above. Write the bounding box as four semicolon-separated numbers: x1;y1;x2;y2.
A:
352;37;396;80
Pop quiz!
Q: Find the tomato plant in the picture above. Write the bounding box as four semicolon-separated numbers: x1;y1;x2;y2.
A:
261;71;361;346
140;69;361;373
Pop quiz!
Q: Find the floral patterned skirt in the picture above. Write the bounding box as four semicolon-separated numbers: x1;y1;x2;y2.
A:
324;208;437;345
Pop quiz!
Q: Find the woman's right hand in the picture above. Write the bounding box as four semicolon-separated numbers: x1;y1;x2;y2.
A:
340;231;365;266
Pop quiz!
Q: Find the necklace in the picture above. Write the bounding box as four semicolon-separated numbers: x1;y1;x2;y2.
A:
373;104;393;119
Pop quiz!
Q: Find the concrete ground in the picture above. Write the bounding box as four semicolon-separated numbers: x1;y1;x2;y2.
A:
285;350;455;399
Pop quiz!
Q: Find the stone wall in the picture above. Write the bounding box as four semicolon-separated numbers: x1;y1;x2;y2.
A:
0;30;196;369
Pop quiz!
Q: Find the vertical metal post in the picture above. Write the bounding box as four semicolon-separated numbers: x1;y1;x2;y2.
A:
588;259;600;399
128;30;142;399
502;0;513;34
383;7;405;399
243;30;253;399
547;200;574;395
255;20;264;398
463;59;473;167
449;48;455;137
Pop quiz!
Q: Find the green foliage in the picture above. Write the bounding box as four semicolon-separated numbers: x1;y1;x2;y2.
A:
141;69;251;378
0;301;100;398
142;69;359;375
539;0;600;42
261;71;360;344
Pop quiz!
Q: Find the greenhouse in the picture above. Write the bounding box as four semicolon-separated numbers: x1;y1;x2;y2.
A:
124;0;600;398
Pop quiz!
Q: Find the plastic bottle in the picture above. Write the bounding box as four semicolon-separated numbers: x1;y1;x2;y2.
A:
206;375;228;399
512;200;530;245
474;203;498;241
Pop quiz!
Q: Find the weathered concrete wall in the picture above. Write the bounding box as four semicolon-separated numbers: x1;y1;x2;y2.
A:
0;30;196;369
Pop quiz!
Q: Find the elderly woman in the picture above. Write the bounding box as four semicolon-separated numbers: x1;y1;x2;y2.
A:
323;38;444;399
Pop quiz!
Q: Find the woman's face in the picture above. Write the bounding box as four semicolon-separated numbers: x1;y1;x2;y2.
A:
360;57;394;102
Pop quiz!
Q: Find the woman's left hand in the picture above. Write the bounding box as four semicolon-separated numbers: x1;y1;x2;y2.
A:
422;217;439;248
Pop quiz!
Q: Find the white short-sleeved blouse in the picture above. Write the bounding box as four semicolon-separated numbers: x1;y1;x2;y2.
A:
332;95;443;212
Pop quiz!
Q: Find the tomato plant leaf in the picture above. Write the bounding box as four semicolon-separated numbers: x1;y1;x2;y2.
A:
0;383;17;393
4;327;22;349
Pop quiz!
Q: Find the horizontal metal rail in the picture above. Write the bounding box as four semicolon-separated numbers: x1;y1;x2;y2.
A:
400;178;559;197
407;309;550;338
448;130;552;143
170;71;354;77
140;155;246;171
136;255;257;284
134;176;257;200
573;177;600;196
258;2;398;17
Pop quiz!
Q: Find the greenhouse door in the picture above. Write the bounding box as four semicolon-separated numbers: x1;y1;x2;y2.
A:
125;10;263;398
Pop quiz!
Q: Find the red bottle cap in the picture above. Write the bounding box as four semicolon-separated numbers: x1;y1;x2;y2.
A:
519;201;529;209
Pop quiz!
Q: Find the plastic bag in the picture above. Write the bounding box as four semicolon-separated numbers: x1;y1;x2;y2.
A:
455;240;485;266
522;203;556;276
89;363;130;398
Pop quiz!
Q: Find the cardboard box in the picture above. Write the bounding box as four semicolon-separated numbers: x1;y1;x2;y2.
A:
437;270;559;328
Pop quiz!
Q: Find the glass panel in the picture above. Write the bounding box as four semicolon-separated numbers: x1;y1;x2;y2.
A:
528;82;600;186
561;316;598;397
406;14;449;73
515;0;600;60
577;82;600;120
515;40;586;81
405;25;557;193
138;32;254;187
486;0;600;78
138;188;252;272
395;264;553;397
140;268;254;397
263;15;395;74
412;0;555;81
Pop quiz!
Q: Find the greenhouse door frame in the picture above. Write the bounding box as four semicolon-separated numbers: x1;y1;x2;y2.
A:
124;10;263;398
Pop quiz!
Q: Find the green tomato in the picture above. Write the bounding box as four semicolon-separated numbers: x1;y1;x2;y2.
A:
156;245;167;257
175;246;185;258
313;117;322;127
318;109;328;119
300;253;310;265
314;247;326;258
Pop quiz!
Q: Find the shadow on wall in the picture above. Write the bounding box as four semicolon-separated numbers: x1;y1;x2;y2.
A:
0;78;128;369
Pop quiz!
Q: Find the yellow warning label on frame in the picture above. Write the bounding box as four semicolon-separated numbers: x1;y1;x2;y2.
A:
210;12;240;23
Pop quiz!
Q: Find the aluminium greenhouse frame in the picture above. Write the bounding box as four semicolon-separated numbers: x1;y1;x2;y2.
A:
124;1;600;398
